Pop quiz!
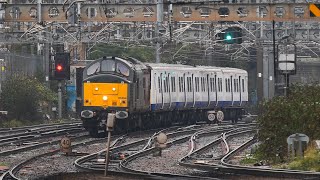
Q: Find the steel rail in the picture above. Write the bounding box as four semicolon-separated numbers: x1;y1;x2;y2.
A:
119;130;221;180
0;121;81;132
0;133;89;156
0;122;82;136
74;127;201;171
179;128;256;169
0;129;86;148
220;137;320;179
0;135;119;180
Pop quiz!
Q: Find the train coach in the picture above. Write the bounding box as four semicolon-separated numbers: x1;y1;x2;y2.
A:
80;56;248;136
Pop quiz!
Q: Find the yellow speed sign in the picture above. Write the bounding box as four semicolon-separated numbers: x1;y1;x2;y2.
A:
60;137;71;149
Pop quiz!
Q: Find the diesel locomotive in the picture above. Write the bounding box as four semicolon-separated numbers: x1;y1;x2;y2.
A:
81;56;248;136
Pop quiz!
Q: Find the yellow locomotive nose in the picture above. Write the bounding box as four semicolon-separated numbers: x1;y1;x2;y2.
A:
83;83;128;108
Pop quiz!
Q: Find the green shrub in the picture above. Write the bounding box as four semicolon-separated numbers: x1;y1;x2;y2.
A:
0;75;57;121
256;84;320;163
288;147;320;171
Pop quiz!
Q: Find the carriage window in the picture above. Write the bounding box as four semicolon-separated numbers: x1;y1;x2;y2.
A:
189;77;192;92
86;62;100;75
190;77;192;92
143;77;146;88
173;77;176;92
116;63;130;76
179;77;181;92
101;60;115;72
213;78;215;92
237;81;239;92
187;77;190;92
171;77;176;92
160;76;163;93
242;79;245;92
164;78;167;93
182;77;185;92
136;78;139;98
158;77;161;93
167;77;170;92
225;79;228;92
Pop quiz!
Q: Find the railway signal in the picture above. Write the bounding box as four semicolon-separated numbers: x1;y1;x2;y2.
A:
50;52;71;80
218;27;242;44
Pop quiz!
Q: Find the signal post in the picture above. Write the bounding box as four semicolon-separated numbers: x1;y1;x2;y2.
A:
49;52;71;119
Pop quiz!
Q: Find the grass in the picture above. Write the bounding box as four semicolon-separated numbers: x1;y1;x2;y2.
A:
288;147;320;172
0;162;7;166
239;154;259;165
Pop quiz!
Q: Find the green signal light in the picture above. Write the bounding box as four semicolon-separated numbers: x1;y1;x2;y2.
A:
226;34;232;40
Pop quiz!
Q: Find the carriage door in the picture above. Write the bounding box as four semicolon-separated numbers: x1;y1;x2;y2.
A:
183;73;187;107
215;75;218;106
168;73;172;108
239;76;242;106
192;74;195;107
207;74;210;107
231;76;234;106
160;73;164;109
154;73;158;108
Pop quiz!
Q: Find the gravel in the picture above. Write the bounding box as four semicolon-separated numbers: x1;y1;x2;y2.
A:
126;141;194;175
14;131;157;180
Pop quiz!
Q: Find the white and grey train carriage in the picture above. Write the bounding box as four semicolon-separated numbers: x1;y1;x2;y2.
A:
81;56;249;136
148;63;248;123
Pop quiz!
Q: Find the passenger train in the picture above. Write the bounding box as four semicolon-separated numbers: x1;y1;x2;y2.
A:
81;56;248;136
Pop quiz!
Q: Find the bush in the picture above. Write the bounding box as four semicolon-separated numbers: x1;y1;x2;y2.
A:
256;84;320;163
288;146;320;171
0;75;57;121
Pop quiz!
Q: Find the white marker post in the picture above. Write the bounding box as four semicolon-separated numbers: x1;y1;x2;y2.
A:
105;113;116;176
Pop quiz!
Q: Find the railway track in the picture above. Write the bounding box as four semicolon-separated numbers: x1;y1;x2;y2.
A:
0;134;111;180
3;121;318;179
179;126;320;179
219;138;320;179
0;126;84;146
0;121;82;136
74;125;203;172
74;124;244;179
1;125;194;179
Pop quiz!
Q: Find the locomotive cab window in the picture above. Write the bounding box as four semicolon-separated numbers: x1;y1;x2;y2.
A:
86;62;100;76
101;59;115;72
116;62;130;76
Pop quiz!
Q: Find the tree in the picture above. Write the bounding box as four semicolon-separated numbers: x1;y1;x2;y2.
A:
0;75;57;120
88;44;155;62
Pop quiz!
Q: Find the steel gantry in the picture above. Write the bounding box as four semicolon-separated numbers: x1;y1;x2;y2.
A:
1;0;320;60
1;0;320;104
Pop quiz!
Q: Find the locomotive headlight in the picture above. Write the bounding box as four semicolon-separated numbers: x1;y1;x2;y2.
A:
102;96;108;101
112;87;116;91
95;87;99;91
